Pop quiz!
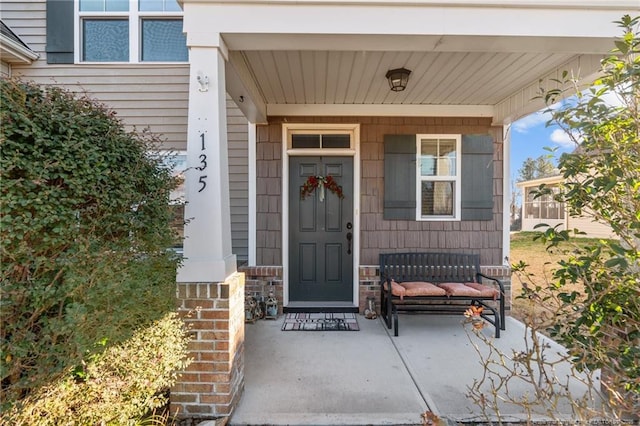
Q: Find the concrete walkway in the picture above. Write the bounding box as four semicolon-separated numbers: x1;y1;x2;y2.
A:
229;314;598;425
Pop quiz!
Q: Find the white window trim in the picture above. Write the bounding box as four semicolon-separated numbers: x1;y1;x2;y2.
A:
286;126;356;155
415;134;462;221
75;0;187;64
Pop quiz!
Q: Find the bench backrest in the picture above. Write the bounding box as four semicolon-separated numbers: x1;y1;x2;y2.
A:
379;252;480;283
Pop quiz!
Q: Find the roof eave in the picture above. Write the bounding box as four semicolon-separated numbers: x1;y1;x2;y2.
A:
1;34;39;64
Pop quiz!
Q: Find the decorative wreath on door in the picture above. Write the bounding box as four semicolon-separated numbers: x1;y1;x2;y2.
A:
300;175;344;201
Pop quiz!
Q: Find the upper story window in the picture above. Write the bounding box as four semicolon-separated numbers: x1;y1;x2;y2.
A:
78;0;187;63
417;134;461;220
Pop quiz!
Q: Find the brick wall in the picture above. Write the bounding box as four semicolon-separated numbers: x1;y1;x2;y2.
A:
172;272;245;420
358;265;379;313
240;266;284;316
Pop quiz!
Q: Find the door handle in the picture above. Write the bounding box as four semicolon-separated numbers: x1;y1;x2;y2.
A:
346;232;353;255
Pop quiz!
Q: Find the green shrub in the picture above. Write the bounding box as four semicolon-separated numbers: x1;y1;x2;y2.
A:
539;15;640;402
0;78;186;414
2;313;190;426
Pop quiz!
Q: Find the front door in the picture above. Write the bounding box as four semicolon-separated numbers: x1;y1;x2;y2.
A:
289;156;353;302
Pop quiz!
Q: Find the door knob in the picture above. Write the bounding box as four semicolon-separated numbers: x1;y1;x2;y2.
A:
346;232;353;255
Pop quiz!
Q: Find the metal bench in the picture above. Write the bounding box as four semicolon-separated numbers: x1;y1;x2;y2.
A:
379;252;506;337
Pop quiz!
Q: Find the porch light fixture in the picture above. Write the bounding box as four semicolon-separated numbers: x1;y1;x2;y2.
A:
385;67;411;91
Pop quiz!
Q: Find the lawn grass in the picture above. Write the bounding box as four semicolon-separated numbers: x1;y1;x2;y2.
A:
509;231;606;325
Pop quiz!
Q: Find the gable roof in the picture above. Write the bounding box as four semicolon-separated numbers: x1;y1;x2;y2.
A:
1;20;39;64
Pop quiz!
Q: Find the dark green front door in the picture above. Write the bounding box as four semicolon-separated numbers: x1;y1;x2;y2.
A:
289;156;353;302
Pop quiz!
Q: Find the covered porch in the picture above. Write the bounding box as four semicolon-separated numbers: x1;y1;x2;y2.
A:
171;0;634;420
229;314;597;425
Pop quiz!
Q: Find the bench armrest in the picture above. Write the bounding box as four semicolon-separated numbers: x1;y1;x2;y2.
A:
476;272;505;296
380;271;396;286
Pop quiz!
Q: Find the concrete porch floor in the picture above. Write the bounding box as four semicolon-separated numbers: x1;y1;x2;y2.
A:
229;314;598;425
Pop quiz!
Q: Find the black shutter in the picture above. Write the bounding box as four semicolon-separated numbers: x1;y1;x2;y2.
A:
46;0;74;64
461;134;494;220
383;135;416;220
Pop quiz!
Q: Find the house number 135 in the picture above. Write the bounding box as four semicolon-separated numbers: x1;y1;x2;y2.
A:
197;133;207;192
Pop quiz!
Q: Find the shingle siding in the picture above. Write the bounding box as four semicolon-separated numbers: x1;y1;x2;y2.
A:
257;116;503;267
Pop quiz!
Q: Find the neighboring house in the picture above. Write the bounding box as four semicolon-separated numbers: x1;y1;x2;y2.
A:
3;0;634;419
517;175;615;239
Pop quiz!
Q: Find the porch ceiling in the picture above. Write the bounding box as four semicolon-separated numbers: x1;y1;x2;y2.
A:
239;49;578;106
227;43;606;124
181;0;639;124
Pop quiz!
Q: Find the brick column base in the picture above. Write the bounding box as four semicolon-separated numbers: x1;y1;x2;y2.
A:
358;265;380;314
171;272;245;420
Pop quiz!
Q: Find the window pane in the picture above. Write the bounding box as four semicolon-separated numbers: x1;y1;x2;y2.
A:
139;0;181;11
139;0;163;11
170;204;185;248
80;0;104;12
83;19;129;62
438;139;456;176
106;0;129;11
141;19;187;61
322;134;350;148
421;138;456;177
292;134;320;149
421;181;454;216
81;0;129;11
163;153;187;203
164;0;182;11
420;139;437;176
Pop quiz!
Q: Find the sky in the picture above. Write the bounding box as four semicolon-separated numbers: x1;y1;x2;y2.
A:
509;108;576;183
510;89;624;184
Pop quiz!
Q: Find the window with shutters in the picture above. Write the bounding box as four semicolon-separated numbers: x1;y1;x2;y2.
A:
383;133;494;222
78;0;187;63
417;135;461;220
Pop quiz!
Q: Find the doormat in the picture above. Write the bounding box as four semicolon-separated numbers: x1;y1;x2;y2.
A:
281;313;359;331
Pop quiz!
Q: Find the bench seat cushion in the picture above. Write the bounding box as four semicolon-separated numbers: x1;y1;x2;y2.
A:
400;281;447;297
464;282;499;299
439;282;498;298
383;280;407;299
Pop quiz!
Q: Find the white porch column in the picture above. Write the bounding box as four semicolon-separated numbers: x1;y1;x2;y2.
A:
502;123;512;265
247;122;257;266
177;44;237;282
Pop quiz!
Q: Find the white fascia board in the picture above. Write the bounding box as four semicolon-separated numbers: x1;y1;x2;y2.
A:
516;175;564;188
223;33;616;54
267;103;494;118
184;0;638;9
0;35;39;63
181;1;636;40
226;51;268;124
